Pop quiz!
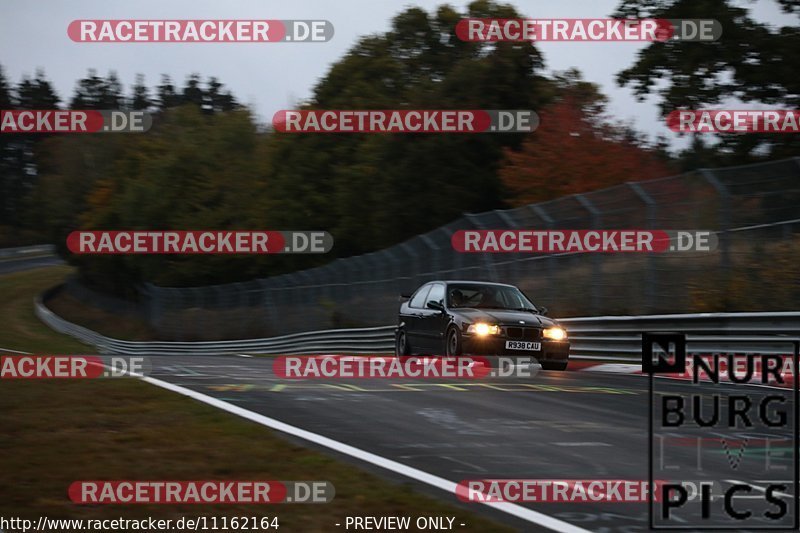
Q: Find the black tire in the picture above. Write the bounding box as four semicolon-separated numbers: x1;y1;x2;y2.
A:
396;328;411;357
541;360;568;371
445;327;463;357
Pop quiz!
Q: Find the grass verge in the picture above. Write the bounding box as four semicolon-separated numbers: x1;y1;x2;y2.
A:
0;265;89;353
1;266;512;531
0;379;511;531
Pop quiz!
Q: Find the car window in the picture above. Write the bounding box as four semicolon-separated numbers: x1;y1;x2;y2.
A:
426;283;445;306
448;284;537;310
502;289;533;310
409;285;431;309
448;286;485;308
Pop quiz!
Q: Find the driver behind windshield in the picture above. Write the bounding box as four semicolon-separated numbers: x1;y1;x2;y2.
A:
448;285;537;312
480;288;503;308
450;288;465;307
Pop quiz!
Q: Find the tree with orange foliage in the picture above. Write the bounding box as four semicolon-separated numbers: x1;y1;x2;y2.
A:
500;70;673;206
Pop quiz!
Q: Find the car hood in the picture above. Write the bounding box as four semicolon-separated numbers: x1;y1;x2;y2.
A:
453;308;559;328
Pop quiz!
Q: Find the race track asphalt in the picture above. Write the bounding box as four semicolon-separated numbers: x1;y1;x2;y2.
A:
148;355;796;532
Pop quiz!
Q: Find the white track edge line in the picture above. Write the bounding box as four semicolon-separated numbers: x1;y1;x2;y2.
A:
141;375;591;533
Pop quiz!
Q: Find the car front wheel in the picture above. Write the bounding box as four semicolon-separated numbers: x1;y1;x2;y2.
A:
446;327;462;357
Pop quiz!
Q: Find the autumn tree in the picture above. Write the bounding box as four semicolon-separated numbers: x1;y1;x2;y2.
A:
500;70;673;206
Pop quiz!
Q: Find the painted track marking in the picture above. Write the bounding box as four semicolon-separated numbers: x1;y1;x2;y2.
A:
141;374;592;533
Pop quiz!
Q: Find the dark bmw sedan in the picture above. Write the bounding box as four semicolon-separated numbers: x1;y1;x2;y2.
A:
395;280;570;370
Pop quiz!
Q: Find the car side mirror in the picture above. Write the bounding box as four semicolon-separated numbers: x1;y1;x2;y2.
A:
400;292;412;299
538;306;548;316
427;300;444;312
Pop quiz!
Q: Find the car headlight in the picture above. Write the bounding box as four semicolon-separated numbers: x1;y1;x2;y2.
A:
467;323;501;336
543;327;567;341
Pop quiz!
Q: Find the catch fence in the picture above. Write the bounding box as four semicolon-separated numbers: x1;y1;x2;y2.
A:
113;158;800;340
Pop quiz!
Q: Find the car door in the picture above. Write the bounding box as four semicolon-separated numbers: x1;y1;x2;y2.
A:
416;283;448;354
403;284;431;350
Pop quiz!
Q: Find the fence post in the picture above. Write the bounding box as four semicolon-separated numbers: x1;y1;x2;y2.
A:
529;204;556;302
360;253;379;325
701;169;732;274
139;283;158;334
376;246;401;324
400;242;421;288
574;194;602;314
260;278;277;335
495;208;520;283
464;212;498;281
628;181;658;312
192;287;204;340
295;270;314;331
441;225;460;279
419;233;441;277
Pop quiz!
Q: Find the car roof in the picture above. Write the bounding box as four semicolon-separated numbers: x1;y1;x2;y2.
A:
426;280;517;288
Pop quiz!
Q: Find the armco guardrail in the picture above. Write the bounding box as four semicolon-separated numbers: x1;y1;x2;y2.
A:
34;294;799;359
0;244;55;259
563;312;800;359
35;294;396;356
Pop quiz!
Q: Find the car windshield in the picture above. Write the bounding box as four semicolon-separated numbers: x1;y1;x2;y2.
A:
447;284;538;311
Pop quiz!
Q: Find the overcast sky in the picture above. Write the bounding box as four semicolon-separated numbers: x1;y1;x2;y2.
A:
1;0;795;151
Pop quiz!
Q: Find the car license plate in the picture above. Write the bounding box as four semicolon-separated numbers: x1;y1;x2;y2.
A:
505;341;541;351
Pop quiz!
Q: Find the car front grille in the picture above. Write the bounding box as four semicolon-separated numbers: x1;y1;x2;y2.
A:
504;327;541;340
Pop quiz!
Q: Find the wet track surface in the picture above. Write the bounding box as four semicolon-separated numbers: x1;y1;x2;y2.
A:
148;356;796;532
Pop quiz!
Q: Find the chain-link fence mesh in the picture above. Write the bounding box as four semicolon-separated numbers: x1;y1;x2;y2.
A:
124;157;800;340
